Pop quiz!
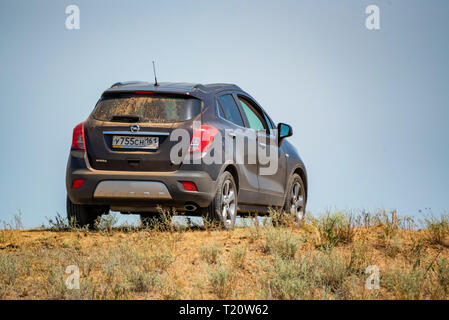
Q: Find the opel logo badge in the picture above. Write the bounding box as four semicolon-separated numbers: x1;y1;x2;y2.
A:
130;124;140;133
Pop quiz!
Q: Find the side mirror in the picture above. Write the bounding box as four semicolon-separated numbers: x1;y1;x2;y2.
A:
278;123;293;142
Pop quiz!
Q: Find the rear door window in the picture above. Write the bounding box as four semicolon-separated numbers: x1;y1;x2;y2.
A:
91;93;202;123
218;94;244;127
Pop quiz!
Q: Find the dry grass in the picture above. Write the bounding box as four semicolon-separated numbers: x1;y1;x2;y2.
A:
1;210;449;300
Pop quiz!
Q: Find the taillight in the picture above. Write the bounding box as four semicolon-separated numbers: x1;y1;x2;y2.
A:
72;122;86;150
188;125;219;153
180;181;198;192
71;179;85;189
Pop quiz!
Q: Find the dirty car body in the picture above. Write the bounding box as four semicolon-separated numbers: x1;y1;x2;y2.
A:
66;82;307;228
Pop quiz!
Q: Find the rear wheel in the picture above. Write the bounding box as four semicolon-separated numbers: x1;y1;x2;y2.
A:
282;173;306;225
66;196;103;229
201;171;238;229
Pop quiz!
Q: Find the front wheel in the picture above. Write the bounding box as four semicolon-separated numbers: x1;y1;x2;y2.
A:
283;173;306;225
201;171;238;229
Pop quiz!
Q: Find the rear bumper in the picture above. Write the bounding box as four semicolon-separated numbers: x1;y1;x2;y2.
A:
66;151;217;211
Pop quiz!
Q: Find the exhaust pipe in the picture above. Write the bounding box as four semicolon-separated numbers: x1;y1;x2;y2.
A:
184;204;197;212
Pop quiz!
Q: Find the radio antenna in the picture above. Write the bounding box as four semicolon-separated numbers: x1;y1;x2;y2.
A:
152;61;159;86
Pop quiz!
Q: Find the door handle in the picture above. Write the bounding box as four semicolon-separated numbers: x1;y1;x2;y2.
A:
227;132;236;138
259;142;267;148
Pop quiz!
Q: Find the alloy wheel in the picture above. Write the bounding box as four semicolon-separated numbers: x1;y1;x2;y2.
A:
221;179;236;228
290;181;305;221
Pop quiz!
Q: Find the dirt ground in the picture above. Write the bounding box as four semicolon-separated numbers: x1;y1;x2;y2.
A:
1;215;449;299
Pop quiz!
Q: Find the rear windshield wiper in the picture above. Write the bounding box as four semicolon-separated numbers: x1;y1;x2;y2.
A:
110;115;141;123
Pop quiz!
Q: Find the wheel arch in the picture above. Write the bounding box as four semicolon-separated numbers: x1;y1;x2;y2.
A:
222;164;239;194
292;166;308;201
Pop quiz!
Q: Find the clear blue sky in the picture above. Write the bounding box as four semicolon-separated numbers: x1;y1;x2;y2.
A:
1;0;448;228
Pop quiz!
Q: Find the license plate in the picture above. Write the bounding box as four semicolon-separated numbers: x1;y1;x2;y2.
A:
112;136;159;149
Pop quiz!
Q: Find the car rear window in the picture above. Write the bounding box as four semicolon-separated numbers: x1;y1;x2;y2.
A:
91;93;202;123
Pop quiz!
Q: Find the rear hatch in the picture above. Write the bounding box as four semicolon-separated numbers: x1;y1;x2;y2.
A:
85;92;201;171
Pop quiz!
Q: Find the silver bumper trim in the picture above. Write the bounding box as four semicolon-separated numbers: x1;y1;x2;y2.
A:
93;181;172;200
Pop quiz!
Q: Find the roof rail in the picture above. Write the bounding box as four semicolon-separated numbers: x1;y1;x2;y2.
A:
193;84;207;91
110;81;146;88
193;83;241;93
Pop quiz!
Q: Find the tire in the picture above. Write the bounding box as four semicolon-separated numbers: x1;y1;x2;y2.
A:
66;196;102;229
140;213;167;229
201;171;238;229
282;173;306;225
